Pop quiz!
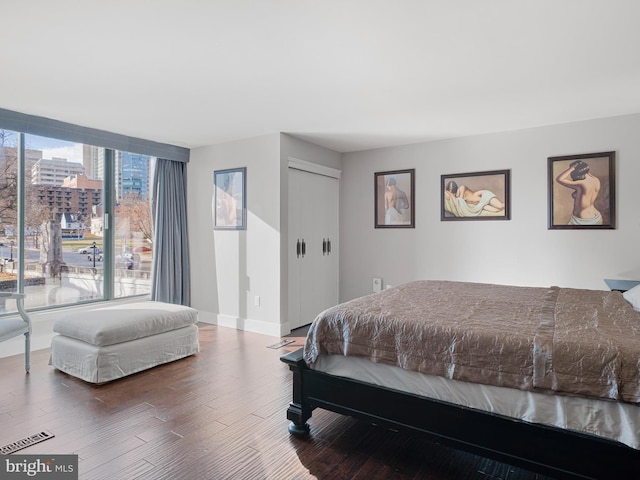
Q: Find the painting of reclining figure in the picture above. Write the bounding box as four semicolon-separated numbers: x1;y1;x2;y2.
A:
441;169;510;221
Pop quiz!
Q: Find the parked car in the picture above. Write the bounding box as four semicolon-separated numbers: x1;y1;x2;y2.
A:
79;245;102;254
116;252;140;270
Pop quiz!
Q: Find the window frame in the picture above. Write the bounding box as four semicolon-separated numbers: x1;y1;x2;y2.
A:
0;109;188;314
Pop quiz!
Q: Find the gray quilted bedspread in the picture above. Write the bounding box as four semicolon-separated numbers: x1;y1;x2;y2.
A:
304;280;640;403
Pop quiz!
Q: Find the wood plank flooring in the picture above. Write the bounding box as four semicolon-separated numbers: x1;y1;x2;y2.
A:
0;324;555;479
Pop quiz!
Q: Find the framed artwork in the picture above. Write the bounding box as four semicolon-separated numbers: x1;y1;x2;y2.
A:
213;167;246;230
547;151;615;229
374;169;415;228
441;170;510;221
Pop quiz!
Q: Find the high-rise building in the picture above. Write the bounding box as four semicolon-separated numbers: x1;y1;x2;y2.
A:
0;146;43;172
115;151;151;201
83;145;105;181
45;146;151;200
32;183;102;219
31;157;84;186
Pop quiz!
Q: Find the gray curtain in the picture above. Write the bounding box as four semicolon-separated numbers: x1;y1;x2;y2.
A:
151;158;190;305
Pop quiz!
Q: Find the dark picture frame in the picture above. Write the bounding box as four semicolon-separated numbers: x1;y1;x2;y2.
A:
213;167;246;230
374;169;415;228
441;170;510;221
547;152;615;230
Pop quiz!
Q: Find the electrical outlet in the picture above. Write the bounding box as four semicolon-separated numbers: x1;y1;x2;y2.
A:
372;277;382;293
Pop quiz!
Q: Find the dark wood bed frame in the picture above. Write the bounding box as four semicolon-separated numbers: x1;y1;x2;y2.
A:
281;348;639;480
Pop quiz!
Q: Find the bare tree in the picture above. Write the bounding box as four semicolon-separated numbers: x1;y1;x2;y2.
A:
1;130;54;249
116;193;153;243
0;129;14;147
0;131;18;233
27;202;54;250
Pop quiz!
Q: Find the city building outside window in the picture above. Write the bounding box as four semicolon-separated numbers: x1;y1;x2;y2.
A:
0;129;155;313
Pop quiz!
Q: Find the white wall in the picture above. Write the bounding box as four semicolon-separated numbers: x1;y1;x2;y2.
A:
187;115;640;334
339;114;640;302
188;133;341;337
188;134;283;336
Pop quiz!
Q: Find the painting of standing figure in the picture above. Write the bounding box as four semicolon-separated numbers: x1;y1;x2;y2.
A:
548;152;615;230
213;167;246;230
375;169;415;228
441;170;510;221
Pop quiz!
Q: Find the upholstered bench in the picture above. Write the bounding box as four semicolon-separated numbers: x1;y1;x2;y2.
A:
50;301;199;383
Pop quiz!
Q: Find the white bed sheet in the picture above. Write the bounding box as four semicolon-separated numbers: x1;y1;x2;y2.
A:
50;324;199;383
311;354;640;450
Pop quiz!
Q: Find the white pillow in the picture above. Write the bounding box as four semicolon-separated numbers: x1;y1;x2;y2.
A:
623;284;640;312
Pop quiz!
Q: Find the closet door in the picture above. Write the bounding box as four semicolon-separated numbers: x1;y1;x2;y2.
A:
288;168;339;330
288;168;305;330
313;173;338;319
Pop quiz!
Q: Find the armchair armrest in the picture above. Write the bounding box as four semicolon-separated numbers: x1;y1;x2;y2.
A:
0;291;32;372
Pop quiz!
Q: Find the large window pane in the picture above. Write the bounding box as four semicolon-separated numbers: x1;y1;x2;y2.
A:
0;129;19;312
113;151;154;298
1;127;156;315
22;134;105;307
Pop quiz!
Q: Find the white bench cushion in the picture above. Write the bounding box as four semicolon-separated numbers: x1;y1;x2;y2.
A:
53;301;198;347
50;325;199;383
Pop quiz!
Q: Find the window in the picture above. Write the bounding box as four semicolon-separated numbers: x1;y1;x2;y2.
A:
0;130;19;303
113;151;155;298
0;129;154;312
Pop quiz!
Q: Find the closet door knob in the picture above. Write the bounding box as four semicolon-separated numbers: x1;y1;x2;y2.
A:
301;239;306;257
296;239;301;258
322;238;327;255
327;239;331;254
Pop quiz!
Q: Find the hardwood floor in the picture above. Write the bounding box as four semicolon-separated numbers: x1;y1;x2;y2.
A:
0;324;554;479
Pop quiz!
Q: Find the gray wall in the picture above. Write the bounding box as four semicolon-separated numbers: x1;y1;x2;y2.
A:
187;115;640;336
188;133;283;335
188;133;341;336
339;114;640;302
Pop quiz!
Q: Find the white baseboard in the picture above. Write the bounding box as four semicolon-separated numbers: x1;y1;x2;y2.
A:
0;306;287;360
198;312;282;337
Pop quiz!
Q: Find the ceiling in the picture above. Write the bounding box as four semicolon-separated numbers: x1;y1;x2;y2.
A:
3;1;640;153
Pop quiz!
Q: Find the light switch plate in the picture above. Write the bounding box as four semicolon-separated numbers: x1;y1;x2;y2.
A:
373;277;382;293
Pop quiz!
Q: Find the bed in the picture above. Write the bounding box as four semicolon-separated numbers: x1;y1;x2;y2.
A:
281;280;640;480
